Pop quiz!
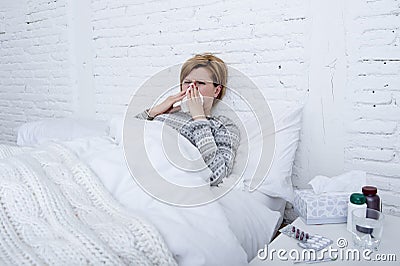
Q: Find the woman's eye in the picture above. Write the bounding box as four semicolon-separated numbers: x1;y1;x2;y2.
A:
198;81;206;85
183;81;191;85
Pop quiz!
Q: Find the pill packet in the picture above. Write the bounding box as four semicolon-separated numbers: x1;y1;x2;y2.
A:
279;224;333;251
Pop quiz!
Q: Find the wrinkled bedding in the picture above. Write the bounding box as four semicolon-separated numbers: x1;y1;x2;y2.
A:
0;119;282;265
0;142;176;265
63;117;282;265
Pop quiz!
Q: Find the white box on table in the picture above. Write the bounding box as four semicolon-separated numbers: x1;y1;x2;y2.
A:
293;189;350;225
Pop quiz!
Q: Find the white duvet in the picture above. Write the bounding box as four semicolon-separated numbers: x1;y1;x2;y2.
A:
63;119;281;265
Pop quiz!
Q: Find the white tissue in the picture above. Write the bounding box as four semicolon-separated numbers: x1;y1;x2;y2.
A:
180;89;204;113
308;170;366;194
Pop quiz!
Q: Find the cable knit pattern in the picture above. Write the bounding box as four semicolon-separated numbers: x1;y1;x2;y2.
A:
0;143;31;159
0;143;177;266
136;111;240;186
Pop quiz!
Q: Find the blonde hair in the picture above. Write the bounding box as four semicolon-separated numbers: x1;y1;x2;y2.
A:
180;53;228;100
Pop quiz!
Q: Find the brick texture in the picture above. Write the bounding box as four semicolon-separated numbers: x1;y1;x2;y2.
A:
0;0;73;143
344;0;400;216
0;0;399;215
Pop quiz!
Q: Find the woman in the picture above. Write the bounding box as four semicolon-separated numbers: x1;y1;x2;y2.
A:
136;53;240;186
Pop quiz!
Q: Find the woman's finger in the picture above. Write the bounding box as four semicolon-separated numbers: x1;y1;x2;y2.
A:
176;94;186;102
169;90;186;104
194;86;199;98
188;86;194;99
174;90;186;99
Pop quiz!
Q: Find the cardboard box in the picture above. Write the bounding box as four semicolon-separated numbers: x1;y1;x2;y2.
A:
293;189;350;224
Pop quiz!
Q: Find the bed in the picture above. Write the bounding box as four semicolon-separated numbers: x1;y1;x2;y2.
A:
0;100;303;265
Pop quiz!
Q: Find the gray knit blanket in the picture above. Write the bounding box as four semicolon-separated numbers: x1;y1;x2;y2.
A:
0;143;177;265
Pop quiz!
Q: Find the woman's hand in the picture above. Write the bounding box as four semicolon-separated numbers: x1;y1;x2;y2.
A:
187;84;207;121
148;90;186;117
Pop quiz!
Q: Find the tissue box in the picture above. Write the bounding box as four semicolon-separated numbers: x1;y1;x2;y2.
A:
293;189;349;224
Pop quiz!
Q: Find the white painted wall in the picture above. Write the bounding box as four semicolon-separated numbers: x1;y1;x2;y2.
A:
0;0;73;142
343;0;400;216
68;0;96;118
0;0;399;215
294;0;347;188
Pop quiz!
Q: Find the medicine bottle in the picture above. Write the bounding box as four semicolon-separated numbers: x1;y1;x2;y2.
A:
362;186;381;211
346;193;366;232
362;186;381;219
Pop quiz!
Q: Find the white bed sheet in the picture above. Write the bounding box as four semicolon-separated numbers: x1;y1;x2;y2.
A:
217;189;284;261
63;136;283;264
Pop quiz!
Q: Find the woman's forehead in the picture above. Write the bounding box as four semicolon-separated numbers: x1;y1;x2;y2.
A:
184;67;212;81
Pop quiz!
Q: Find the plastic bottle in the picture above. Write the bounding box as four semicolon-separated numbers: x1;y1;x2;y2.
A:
346;193;366;232
362;186;381;219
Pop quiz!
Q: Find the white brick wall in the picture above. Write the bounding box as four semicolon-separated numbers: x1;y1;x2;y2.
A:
344;0;400;216
0;0;73;143
90;0;308;118
0;0;399;215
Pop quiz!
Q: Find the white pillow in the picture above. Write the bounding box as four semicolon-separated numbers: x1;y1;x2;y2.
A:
17;118;109;146
112;100;302;202
235;102;303;202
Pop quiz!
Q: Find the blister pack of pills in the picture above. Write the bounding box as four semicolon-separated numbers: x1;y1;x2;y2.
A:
279;224;333;251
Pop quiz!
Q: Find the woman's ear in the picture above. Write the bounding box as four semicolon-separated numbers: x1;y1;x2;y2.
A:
214;85;222;98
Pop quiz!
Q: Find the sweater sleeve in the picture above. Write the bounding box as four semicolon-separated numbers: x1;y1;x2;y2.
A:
135;110;149;120
183;117;240;186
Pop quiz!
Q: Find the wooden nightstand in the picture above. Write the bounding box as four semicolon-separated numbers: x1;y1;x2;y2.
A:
250;215;399;265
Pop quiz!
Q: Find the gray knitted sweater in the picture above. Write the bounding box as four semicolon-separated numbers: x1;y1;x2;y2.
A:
136;111;240;186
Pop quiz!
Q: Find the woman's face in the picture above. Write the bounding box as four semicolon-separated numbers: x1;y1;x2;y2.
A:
181;67;221;99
